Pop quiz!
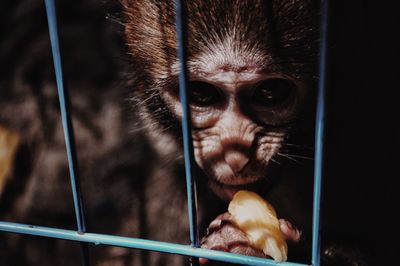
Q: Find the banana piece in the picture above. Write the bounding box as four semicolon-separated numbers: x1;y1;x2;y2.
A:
228;190;288;262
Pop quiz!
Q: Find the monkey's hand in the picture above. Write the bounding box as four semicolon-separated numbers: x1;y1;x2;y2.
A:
199;212;301;265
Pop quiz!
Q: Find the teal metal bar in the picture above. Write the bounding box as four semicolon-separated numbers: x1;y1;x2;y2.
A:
44;0;86;236
175;1;200;265
311;0;329;265
0;221;309;266
44;0;89;264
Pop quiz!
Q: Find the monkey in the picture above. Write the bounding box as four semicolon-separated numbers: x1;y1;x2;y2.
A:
0;0;368;265
122;0;318;263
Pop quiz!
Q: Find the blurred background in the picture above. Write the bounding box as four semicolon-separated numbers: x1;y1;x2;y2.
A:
324;1;399;264
0;0;399;265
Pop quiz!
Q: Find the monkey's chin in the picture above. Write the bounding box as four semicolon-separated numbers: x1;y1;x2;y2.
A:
208;178;268;202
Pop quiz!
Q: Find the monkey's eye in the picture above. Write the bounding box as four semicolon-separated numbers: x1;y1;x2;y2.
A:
251;78;294;108
189;81;221;107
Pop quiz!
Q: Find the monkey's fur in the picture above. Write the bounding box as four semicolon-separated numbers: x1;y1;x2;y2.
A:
0;1;366;265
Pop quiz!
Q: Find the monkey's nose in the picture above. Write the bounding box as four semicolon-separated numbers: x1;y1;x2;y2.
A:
224;151;250;173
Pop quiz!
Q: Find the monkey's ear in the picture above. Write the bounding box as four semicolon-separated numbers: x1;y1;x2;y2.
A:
322;244;367;266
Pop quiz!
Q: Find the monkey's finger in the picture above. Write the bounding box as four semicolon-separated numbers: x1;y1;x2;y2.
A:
207;212;232;233
279;219;302;244
199;257;208;265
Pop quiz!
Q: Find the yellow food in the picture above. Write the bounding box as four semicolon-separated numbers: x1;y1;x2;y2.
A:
228;190;287;262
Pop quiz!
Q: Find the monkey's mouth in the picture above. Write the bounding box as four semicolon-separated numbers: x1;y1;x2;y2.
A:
197;151;283;201
209;177;273;201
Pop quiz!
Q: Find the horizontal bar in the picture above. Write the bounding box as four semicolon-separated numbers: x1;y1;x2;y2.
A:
0;221;308;266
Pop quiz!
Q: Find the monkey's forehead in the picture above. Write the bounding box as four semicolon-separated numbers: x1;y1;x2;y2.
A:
123;0;319;78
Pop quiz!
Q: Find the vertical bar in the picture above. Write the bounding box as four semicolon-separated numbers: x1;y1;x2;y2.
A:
312;0;329;265
44;0;89;265
175;0;200;265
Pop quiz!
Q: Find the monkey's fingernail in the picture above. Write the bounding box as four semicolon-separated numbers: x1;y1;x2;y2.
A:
279;219;291;232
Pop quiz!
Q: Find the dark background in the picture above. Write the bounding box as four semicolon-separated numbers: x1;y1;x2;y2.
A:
324;1;399;264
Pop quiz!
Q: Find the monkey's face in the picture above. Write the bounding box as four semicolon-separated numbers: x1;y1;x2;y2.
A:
124;0;318;200
163;51;308;200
